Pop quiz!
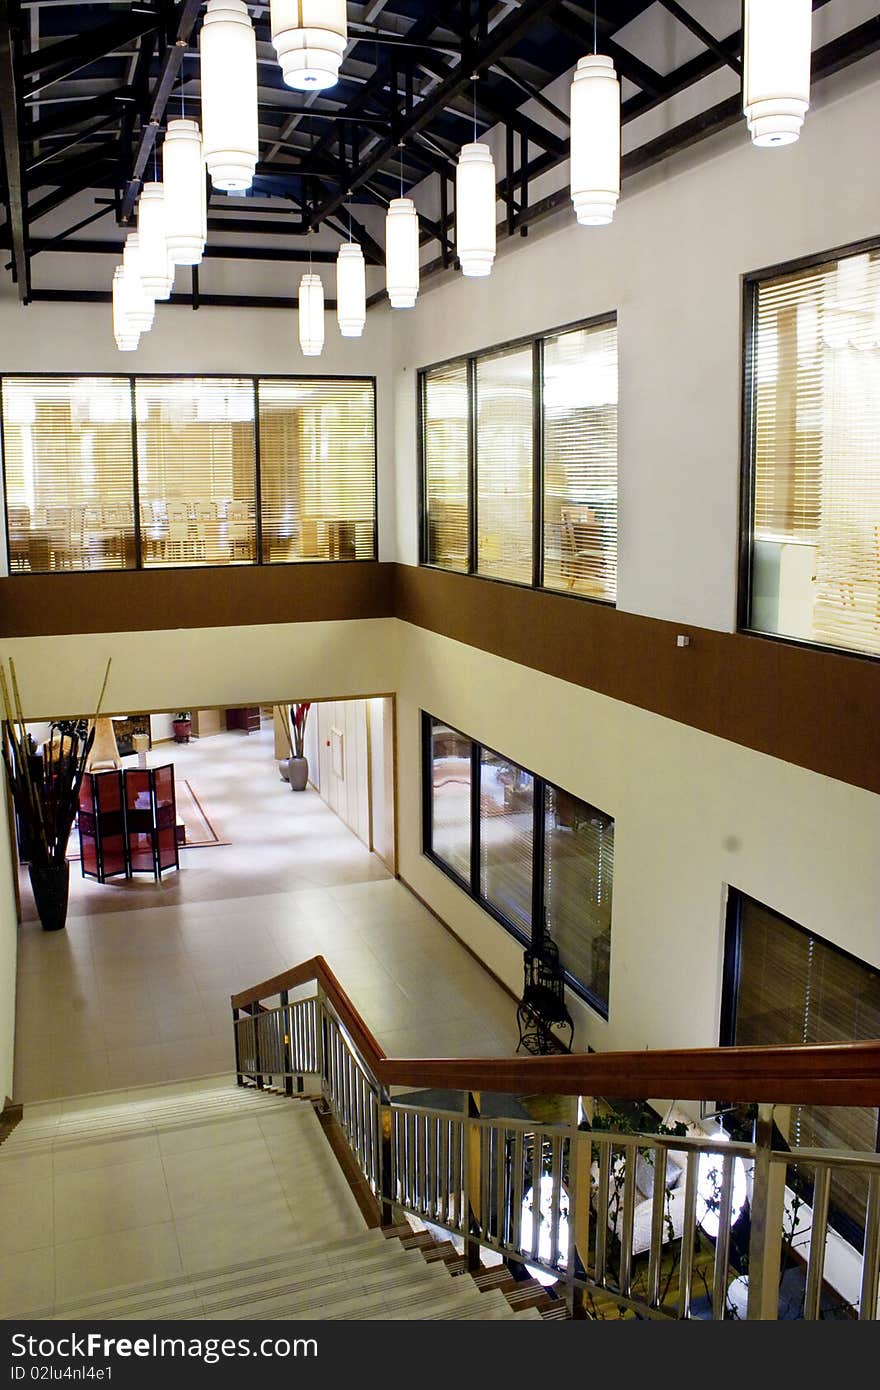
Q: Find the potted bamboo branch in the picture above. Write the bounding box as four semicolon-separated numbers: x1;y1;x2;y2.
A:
1;657;112;931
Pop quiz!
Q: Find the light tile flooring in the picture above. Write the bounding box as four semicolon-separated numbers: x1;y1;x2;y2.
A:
14;725;520;1105
7;725;524;1318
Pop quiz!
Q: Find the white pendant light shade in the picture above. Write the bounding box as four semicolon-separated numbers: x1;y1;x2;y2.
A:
200;0;259;191
122;234;155;331
112;266;139;351
298;272;325;356
743;0;811;147
270;0;347;91
455;141;496;277
570;53;620;226
138;182;173;300
385;197;419;309
336;242;366;337
164;118;206;264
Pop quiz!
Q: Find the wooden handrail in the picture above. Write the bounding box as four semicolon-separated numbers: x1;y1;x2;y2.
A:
232;957;880;1105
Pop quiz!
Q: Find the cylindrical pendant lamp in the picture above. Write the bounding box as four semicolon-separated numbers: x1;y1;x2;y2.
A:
200;0;259;191
112;266;139;351
455;141;496;277
138;181;173;300
336;242;366;337
122;234;155;332
570;53;620;226
743;0;812;147
298;272;325;356
385;197;419;308
270;0;348;91
164;118;206;264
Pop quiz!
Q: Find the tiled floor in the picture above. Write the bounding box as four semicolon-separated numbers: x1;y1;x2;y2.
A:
14;725;520;1103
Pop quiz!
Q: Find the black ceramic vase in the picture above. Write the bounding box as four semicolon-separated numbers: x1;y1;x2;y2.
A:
28;861;70;932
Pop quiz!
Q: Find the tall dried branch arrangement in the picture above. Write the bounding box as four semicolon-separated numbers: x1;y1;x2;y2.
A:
0;658;112;867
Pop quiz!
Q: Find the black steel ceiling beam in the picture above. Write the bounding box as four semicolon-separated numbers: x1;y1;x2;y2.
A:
393;11;880;303
26;149;117;224
552;6;665;96
310;0;565;229
25;87;136;143
491;58;570;127
414;50;567;156
119;0;203;223
24;236;359;265
21;8;161;100
30;288;338;310
656;0;741;76
324;209;385;268
0;0;28;299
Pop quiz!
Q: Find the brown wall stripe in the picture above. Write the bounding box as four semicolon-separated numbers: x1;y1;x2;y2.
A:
0;562;877;796
393;566;880;799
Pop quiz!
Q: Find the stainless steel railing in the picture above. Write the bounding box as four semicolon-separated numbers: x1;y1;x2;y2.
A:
232;987;880;1321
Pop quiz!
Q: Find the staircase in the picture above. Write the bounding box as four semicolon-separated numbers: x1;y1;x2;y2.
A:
0;1078;541;1321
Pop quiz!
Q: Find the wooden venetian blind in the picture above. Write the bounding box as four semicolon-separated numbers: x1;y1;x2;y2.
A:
544;786;613;1013
733;897;880;1243
542;321;618;602
752;254;880;657
2;376;135;573
479;748;534;939
135;378;257;567
422;361;469;571
258;378;376;563
476;345;534;585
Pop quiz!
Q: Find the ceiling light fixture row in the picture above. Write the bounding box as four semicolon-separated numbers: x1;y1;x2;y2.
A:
115;0;812;350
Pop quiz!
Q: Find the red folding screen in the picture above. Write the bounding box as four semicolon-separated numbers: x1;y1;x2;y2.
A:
77;770;127;882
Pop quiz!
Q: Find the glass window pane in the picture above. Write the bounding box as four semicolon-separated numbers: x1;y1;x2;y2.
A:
135;378;256;567
476;345;534;583
259;378;376;563
747;251;880;657
544;786;613;1013
542;322;618;602
429;719;472;882
479;748;533;937
2;377;135;572
423;361;469;570
732;896;880;1245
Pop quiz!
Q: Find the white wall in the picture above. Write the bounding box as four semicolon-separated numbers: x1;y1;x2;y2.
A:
390;66;880;631
316;698;370;848
395;624;880;1056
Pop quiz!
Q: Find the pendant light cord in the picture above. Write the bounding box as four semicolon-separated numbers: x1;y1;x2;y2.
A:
472;74;477;143
594;1;598;54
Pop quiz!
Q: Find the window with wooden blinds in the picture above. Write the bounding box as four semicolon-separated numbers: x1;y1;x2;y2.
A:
746;250;880;658
135;378;257;567
2;377;135;572
726;893;880;1249
476;346;534;585
258;378;376;563
542;321;618;602
544;786;613;1014
422;362;469;571
422;709;615;1018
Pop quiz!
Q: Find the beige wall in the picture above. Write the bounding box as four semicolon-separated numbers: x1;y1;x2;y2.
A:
316;698;370;848
394;623;880;1055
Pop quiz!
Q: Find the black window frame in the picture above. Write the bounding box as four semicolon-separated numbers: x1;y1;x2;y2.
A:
738;234;880;665
421;710;613;1019
0;370;379;576
418;312;618;607
721;885;880;1253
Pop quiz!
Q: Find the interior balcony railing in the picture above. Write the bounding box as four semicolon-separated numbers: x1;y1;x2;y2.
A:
231;957;880;1322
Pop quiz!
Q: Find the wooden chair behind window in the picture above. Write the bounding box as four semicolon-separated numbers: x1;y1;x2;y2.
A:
560;505;599;590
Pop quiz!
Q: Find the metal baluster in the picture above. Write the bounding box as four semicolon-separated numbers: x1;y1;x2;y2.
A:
595;1139;611;1287
803;1165;831;1320
711;1152;735;1320
480;1125;491;1243
548;1134;563;1271
677;1150;699;1319
439;1116;449;1226
511;1129;525;1256
379;1085;394;1229
529;1133;542;1264
496;1126;508;1248
646;1143;668;1309
619;1141;637;1297
232;1005;243;1085
747;1102;787;1320
466;1091;482;1272
859;1170;880;1321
